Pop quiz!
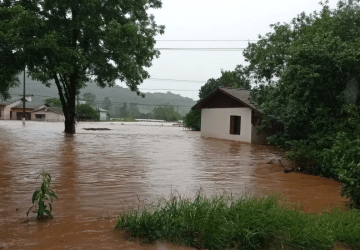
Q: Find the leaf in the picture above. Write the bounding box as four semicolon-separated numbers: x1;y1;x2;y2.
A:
32;190;41;204
27;205;36;217
49;203;52;212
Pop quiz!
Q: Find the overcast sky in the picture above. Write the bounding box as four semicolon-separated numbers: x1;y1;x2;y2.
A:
116;0;339;101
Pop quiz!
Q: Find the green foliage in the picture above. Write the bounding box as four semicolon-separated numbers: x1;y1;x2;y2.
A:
245;2;360;206
0;0;164;133
152;105;182;121
45;98;62;108
116;192;360;250
82;93;96;106
199;65;251;100
101;97;112;112
27;170;58;220
183;110;201;131
76;103;99;120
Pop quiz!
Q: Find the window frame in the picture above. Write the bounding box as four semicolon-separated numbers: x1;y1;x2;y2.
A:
229;115;241;135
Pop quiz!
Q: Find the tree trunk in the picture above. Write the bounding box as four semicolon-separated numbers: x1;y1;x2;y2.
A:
64;90;76;134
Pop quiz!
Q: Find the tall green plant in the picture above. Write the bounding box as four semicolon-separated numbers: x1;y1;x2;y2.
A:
27;170;58;219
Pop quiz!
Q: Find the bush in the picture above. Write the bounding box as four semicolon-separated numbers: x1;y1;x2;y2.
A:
183;110;201;131
115;192;360;250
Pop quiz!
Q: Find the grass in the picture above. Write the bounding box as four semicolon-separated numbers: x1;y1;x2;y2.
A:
115;191;360;250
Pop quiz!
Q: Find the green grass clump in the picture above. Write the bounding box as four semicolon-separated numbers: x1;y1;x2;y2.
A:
115;192;360;250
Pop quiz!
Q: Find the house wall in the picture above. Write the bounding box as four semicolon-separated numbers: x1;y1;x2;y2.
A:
99;111;107;121
0;101;22;120
32;110;65;122
201;108;253;143
11;108;34;120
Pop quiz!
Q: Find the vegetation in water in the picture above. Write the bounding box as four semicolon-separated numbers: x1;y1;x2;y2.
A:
76;103;100;121
27;170;58;220
115;192;360;250
242;1;360;208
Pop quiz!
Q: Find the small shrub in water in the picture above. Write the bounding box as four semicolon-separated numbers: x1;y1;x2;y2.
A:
27;170;58;219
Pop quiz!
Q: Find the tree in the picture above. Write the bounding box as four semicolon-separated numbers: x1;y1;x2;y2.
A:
0;0;164;133
242;1;360;206
45;98;62;107
82;92;96;106
119;103;129;118
102;97;112;112
76;103;99;120
199;65;251;100
152;105;181;121
183;110;201;130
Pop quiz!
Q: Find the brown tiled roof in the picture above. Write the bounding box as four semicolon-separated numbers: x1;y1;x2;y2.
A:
192;87;261;113
33;106;63;114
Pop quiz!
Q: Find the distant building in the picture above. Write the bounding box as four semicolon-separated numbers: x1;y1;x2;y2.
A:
11;102;48;120
32;106;65;122
97;108;109;121
192;87;275;144
0;99;22;120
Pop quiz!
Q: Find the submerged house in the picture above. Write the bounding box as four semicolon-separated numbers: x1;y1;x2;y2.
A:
0;100;22;120
32;106;65;122
11;102;48;120
192;87;271;144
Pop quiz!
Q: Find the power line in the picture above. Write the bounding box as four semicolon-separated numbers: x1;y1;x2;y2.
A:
147;78;205;83
156;40;258;42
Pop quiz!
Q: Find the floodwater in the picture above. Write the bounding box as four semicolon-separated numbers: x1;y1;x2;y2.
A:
0;121;347;249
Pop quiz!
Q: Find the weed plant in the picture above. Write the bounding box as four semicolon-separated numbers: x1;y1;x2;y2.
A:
116;192;360;250
27;170;58;219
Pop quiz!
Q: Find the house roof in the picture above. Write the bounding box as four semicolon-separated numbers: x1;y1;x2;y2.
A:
33;106;63;114
12;102;47;110
0;99;21;106
97;108;108;112
192;87;261;113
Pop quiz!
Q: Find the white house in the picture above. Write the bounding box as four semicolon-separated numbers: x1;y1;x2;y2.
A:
32;106;65;122
0;100;22;120
192;87;274;144
97;108;109;121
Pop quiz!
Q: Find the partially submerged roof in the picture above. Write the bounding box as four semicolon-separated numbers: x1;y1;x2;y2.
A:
0;99;21;106
192;87;261;113
12;102;47;110
33;106;63;114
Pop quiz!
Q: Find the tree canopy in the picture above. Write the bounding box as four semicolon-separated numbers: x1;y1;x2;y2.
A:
244;1;360;207
45;98;62;107
0;0;164;133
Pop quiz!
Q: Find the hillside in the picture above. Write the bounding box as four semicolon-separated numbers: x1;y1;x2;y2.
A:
9;76;196;116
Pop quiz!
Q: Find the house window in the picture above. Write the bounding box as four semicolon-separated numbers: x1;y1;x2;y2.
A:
230;116;241;135
35;114;45;119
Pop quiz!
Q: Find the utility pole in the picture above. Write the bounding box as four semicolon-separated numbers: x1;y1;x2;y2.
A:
22;68;26;126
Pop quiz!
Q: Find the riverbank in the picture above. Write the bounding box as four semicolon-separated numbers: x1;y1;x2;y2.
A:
116;192;360;250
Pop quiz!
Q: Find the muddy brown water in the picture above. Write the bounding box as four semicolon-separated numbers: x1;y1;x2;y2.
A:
0;121;347;249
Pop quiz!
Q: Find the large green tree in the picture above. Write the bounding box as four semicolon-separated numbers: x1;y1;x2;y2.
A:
0;0;164;133
243;1;360;206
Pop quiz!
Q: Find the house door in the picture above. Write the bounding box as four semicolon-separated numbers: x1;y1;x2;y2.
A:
17;112;31;120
